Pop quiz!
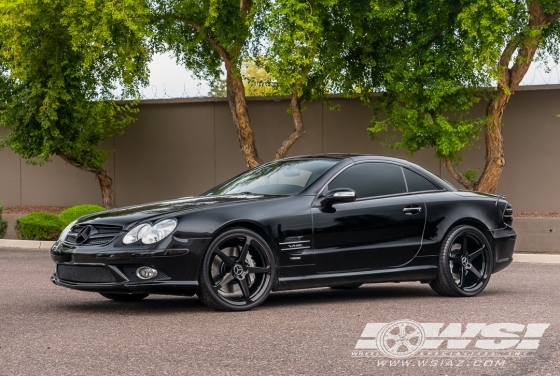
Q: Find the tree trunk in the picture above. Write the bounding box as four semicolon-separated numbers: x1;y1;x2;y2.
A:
96;171;115;209
442;156;475;191
275;90;306;160
226;67;263;168
464;2;557;193
58;154;116;209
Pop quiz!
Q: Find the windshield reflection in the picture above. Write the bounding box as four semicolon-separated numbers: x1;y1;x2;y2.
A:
206;159;338;196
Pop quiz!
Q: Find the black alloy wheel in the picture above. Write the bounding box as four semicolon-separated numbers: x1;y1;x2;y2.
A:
430;225;492;297
99;293;149;302
197;228;276;311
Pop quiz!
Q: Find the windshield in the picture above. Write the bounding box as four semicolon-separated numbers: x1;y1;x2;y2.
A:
205;159;339;196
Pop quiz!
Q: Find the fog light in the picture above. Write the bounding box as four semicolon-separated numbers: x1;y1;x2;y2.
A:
136;266;158;280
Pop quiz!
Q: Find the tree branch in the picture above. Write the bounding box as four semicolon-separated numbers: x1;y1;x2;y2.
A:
58;153;99;174
181;19;231;63
275;89;306;160
545;12;560;24
442;156;475;190
240;0;252;23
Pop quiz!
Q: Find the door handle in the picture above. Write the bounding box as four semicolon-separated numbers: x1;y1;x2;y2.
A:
403;205;422;215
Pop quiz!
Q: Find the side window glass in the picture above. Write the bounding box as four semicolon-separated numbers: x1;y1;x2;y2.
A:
328;163;407;198
403;168;439;192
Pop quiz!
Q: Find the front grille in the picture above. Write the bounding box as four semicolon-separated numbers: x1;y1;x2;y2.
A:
57;265;116;283
504;204;513;226
64;224;123;246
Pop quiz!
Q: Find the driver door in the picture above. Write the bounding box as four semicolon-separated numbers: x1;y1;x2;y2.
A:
312;162;426;273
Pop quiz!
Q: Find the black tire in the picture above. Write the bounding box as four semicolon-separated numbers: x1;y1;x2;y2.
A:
197;228;276;311
99;293;149;302
329;283;363;290
430;225;493;297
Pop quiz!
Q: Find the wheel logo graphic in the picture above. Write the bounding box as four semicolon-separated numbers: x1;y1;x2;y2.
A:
376;320;425;358
233;264;244;278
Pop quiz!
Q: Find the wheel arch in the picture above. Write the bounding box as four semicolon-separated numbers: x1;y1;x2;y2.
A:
447;218;494;248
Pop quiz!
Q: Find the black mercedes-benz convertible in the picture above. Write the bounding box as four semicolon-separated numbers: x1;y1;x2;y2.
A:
51;154;516;311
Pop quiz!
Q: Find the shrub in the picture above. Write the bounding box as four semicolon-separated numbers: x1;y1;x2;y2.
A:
15;212;63;241
59;204;106;227
0;202;7;239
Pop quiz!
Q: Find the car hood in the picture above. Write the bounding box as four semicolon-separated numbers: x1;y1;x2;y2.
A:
77;195;280;228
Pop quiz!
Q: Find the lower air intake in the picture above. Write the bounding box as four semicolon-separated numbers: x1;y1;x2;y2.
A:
57;265;116;283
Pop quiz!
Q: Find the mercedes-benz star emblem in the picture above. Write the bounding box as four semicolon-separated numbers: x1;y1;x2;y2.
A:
75;226;92;245
233;264;244;278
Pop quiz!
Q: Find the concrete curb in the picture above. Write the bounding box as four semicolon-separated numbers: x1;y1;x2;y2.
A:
512;253;560;264
0;239;55;250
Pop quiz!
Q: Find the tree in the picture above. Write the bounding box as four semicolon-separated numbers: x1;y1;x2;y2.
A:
255;0;357;160
361;0;560;193
0;0;149;208
153;0;335;167
152;0;263;167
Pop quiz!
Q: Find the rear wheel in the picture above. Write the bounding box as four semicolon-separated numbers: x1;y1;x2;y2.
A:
99;293;149;302
197;228;276;311
430;225;492;297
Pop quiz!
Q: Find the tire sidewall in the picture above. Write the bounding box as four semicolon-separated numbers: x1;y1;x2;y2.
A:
439;225;493;297
199;228;276;311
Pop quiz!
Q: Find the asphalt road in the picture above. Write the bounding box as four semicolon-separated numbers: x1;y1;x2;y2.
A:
1;248;559;376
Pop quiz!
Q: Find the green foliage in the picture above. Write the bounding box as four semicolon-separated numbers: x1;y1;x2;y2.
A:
208;76;227;97
464;168;480;184
253;0;348;102
343;1;560;167
0;0;149;174
15;213;64;241
152;0;254;82
59;205;106;227
0;201;6;239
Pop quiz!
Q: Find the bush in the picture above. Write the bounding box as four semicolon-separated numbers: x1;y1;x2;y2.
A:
59;204;105;227
0;202;7;239
15;213;63;241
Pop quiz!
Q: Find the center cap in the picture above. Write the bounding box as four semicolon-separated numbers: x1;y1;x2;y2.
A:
233;264;244;278
461;256;471;268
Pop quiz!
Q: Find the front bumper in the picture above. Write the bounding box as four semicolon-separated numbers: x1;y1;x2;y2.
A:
50;235;211;296
491;227;516;273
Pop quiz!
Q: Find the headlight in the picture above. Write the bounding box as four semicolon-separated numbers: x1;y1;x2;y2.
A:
122;219;177;245
59;220;78;242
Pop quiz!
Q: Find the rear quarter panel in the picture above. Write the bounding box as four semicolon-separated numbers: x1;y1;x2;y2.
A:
417;191;506;258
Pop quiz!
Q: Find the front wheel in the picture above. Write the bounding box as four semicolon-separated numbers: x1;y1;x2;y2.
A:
430;225;493;297
197;228;276;311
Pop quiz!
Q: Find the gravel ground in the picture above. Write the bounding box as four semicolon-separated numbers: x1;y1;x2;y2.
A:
1;248;559;376
2;206;68;215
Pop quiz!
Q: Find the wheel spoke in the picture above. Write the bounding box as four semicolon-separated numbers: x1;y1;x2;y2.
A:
462;235;468;256
214;273;234;289
214;249;234;267
469;266;482;279
247;266;270;274
238;236;253;264
469;246;485;260
237;278;252;304
459;266;465;287
449;254;461;261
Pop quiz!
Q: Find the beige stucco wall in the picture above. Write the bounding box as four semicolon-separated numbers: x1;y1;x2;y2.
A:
0;87;559;211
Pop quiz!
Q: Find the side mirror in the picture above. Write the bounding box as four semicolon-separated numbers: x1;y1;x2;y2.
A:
321;188;356;206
